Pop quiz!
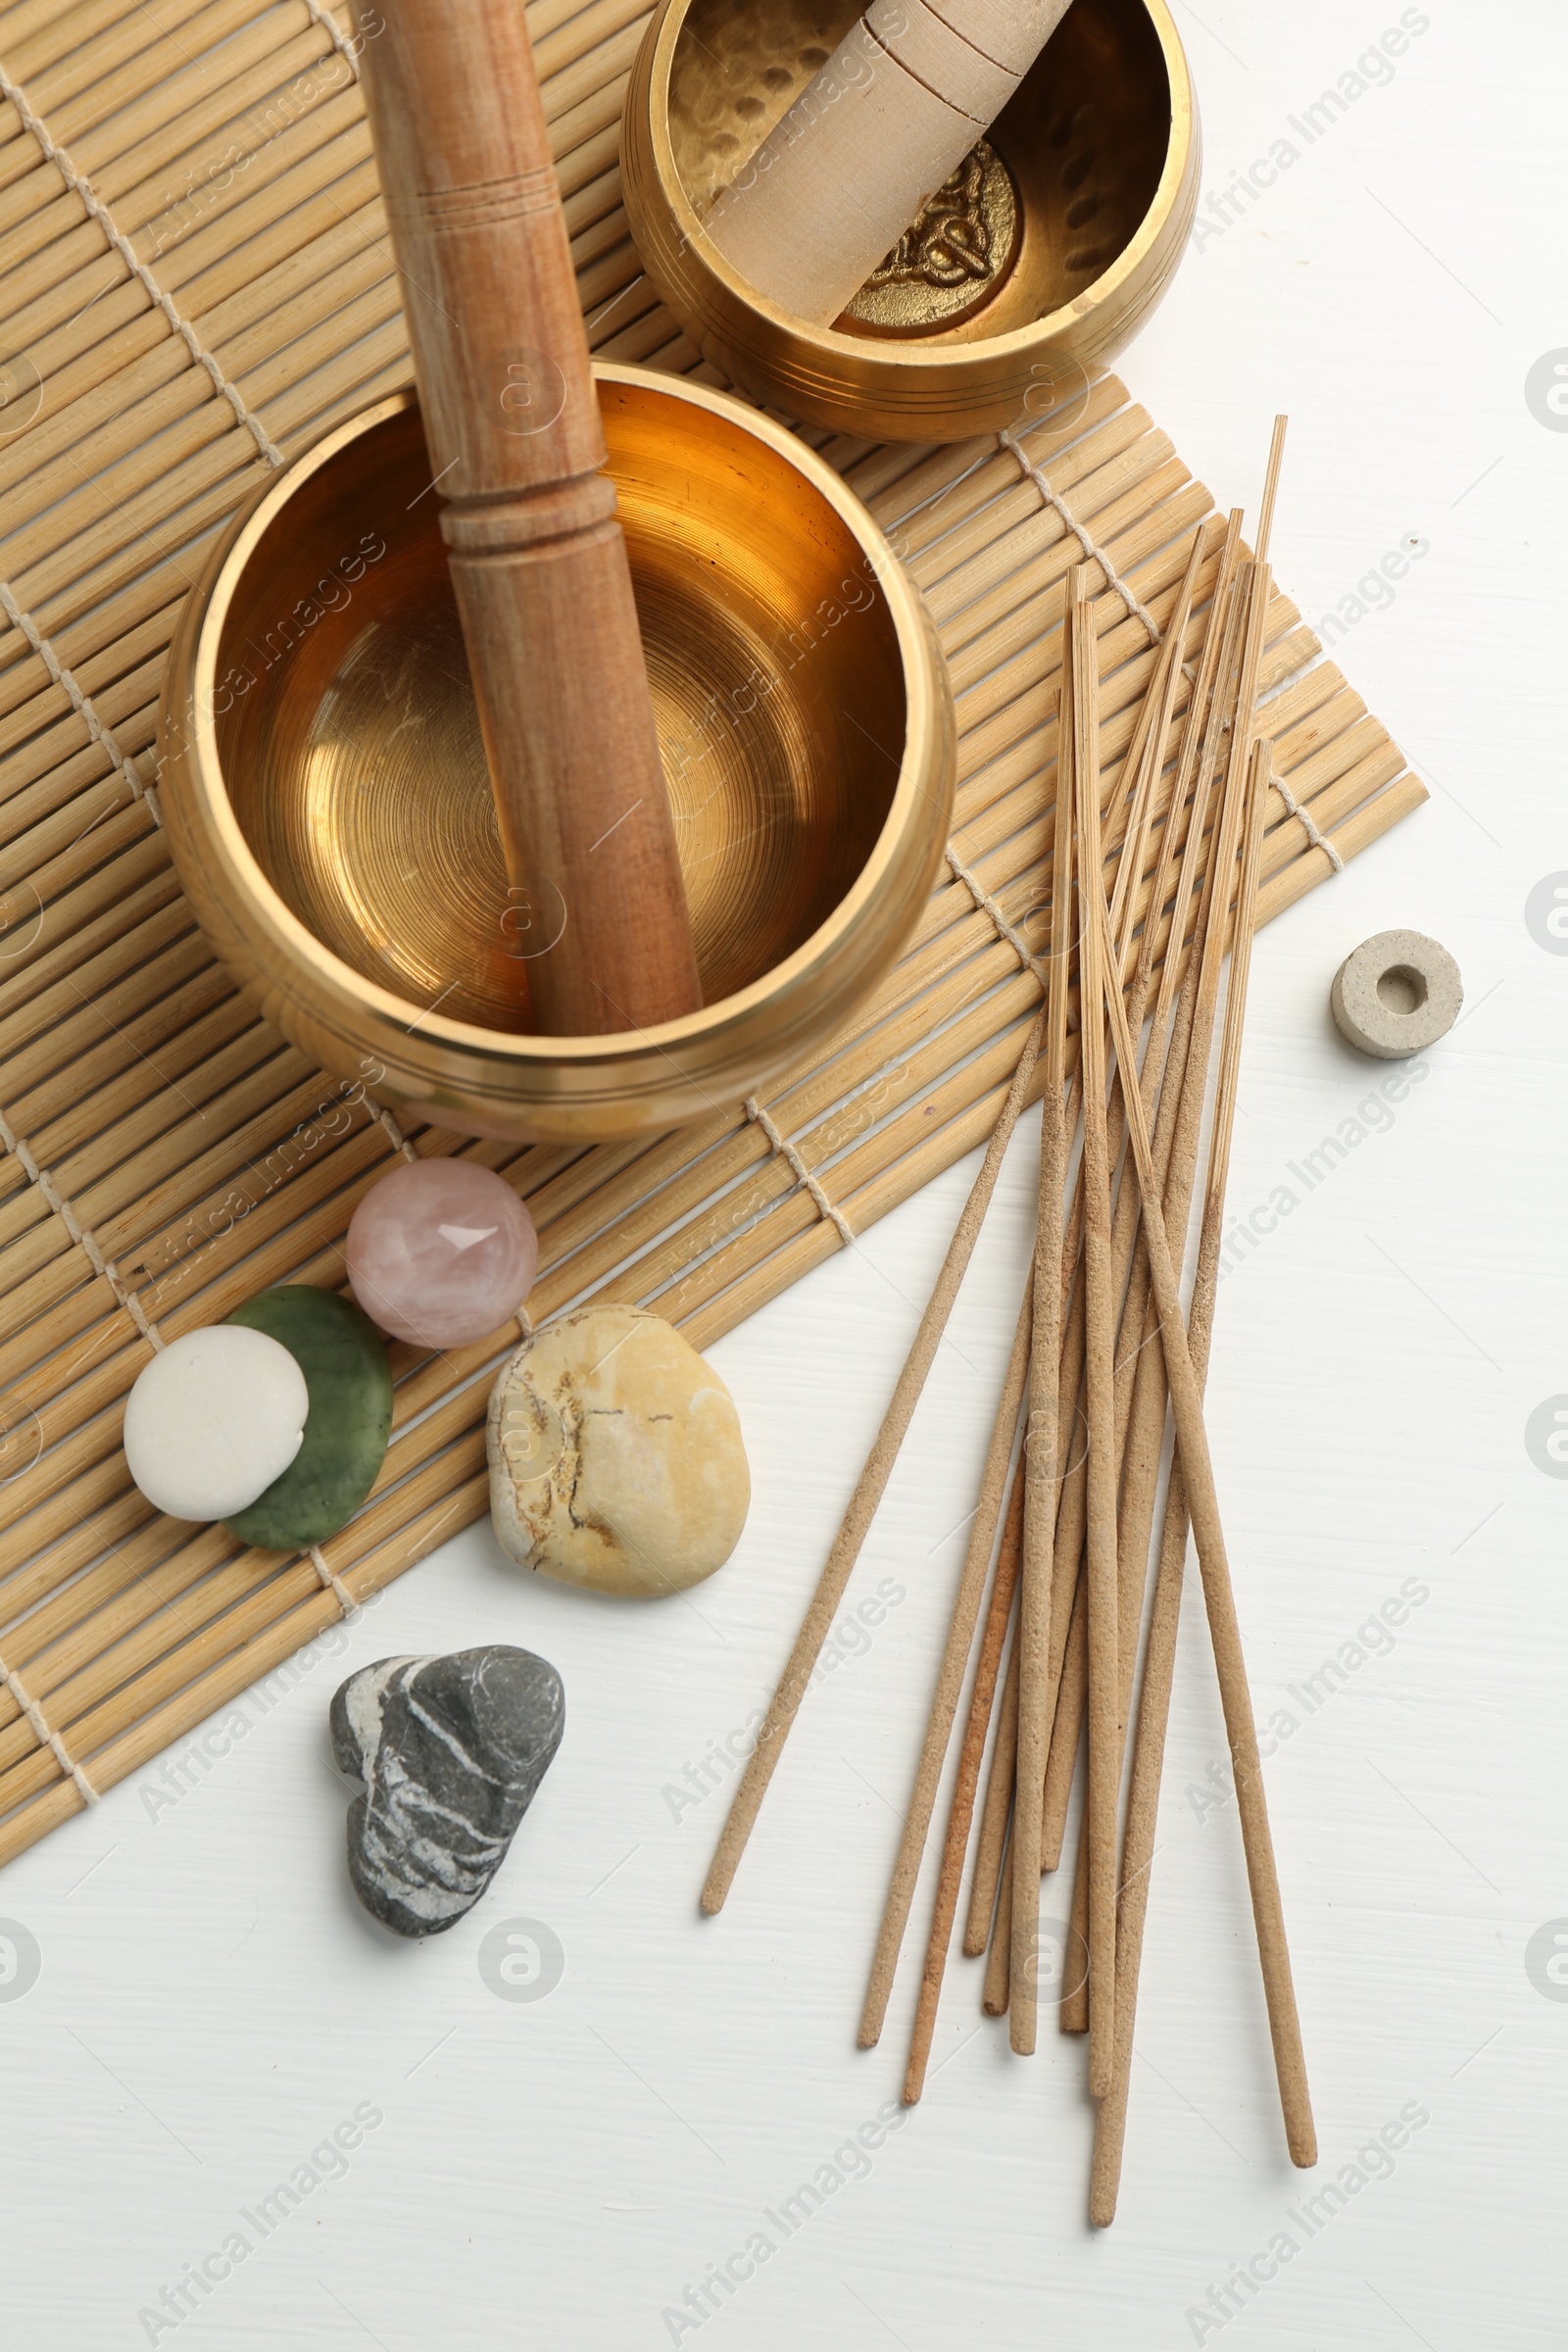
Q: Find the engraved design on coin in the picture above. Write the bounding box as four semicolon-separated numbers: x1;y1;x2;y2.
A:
868;147;996;290
843;138;1020;336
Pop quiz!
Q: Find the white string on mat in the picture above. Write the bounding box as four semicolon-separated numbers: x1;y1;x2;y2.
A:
998;426;1162;647
129;752;165;827
300;0;362;76
743;1097;856;1250
0;582;159;821
0;1110;166;1348
309;1545;360;1619
1272;767;1345;873
944;844;1047;987
371;1102;418;1163
0;1651;99;1805
0;64;285;469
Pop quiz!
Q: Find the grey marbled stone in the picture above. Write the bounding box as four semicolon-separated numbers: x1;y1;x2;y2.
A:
330;1646;564;1937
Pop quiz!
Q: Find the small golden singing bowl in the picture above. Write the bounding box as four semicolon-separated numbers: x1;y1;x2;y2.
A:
157;368;956;1145
621;0;1200;443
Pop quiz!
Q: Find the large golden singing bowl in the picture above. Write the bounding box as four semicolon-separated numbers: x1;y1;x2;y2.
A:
157;368;956;1145
621;0;1200;442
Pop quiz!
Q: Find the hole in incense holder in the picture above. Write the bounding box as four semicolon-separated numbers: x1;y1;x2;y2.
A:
1376;963;1428;1018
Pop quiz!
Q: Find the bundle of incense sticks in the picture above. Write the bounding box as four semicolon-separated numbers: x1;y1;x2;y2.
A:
703;421;1317;2225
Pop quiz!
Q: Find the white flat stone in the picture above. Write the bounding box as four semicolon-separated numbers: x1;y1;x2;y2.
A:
122;1325;310;1521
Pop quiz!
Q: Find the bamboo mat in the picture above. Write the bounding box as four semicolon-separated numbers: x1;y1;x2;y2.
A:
0;0;1426;1869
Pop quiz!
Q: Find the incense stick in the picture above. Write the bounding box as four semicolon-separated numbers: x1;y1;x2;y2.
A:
1056;557;1262;2029
1011;657;1075;2053
1086;733;1315;2173
1255;414;1289;566
1063;569;1121;2094
859;1271;1032;2046
1007;537;1227;1950
702;1004;1051;1915
982;1826;1015;2016
1006;535;1195;2044
905;1450;1027;2100
1092;730;1281;2221
1040;521;1246;1888
964;1627;1019;1958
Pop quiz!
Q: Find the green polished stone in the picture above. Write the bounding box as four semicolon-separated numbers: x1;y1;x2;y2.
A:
222;1288;392;1548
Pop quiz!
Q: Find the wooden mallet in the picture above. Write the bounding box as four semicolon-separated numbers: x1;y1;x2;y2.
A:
361;0;702;1037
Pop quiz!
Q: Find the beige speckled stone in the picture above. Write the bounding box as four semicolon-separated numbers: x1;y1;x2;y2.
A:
486;1305;750;1597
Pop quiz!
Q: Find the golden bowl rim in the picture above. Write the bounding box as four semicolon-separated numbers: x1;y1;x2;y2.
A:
177;366;950;1070
637;0;1196;370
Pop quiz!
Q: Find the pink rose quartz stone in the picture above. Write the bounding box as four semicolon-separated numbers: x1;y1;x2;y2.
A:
347;1159;537;1348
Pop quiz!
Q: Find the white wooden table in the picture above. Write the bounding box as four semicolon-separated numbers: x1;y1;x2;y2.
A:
4;3;1563;2341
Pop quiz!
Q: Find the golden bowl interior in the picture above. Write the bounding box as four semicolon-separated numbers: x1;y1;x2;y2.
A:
665;0;1176;350
214;383;909;1033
